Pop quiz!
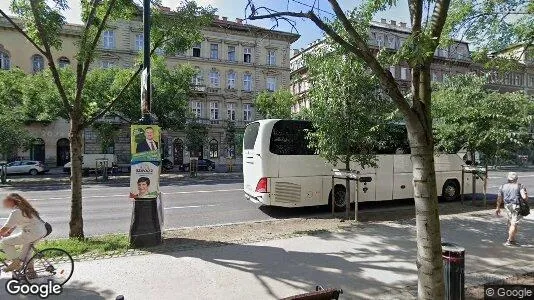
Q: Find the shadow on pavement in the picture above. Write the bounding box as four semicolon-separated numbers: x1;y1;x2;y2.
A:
137;210;534;299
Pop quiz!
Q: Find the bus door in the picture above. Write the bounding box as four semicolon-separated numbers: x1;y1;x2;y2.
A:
243;122;262;196
393;154;413;199
375;155;394;201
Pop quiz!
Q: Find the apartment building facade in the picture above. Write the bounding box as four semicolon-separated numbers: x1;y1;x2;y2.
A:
0;15;299;167
291;19;533;112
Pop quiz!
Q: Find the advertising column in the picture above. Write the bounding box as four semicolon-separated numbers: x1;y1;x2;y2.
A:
129;125;162;247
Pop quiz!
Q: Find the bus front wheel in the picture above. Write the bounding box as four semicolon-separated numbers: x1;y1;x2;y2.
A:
442;180;460;202
329;185;347;212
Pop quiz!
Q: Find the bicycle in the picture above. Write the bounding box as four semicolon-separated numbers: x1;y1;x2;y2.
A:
0;243;74;286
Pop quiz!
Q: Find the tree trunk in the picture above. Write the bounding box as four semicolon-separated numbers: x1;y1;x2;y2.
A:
345;157;350;219
69;118;84;239
410;136;443;299
407;65;444;299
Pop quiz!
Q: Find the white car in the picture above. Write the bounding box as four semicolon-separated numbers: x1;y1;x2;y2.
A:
5;160;48;176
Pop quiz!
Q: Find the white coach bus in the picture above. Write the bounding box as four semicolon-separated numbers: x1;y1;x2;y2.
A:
243;119;484;210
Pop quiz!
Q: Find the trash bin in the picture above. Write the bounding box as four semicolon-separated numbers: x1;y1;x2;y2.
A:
442;242;465;300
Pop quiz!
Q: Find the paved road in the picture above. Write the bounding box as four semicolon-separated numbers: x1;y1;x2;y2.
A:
0;170;532;238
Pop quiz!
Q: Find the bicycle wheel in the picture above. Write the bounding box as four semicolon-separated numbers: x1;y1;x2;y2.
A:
24;248;74;286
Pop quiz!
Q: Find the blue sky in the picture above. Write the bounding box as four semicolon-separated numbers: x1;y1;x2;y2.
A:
0;0;410;49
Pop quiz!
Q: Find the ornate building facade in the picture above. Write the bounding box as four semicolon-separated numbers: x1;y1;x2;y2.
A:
0;14;299;167
290;19;533;113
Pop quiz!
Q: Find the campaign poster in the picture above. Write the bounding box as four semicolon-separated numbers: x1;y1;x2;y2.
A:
131;125;161;162
129;161;160;199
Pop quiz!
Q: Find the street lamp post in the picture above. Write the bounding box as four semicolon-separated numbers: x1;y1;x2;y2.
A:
129;0;162;248
140;0;152;124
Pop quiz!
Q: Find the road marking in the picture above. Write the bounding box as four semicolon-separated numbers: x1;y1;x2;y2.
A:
20;188;242;201
164;204;218;210
163;188;241;195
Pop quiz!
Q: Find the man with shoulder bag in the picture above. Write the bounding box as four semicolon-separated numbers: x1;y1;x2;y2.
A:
496;172;529;247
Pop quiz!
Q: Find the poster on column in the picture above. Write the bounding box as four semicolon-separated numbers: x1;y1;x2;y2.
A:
129;161;160;199
131;125;161;162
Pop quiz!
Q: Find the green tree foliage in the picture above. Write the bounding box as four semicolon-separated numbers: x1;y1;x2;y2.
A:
254;89;295;119
224;121;237;158
0;0;215;238
0;69;33;159
448;0;534;68
305;48;396;168
184;121;209;157
110;57;196;130
433;74;534;162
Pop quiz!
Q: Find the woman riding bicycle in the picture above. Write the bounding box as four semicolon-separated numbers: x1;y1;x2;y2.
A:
0;193;47;272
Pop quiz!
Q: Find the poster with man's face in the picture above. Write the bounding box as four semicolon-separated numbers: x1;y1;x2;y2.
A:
131;125;161;162
129;161;160;199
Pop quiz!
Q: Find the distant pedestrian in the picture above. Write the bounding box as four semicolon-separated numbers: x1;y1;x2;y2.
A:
495;172;528;246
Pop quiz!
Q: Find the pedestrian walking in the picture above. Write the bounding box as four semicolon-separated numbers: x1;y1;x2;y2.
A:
495;172;528;246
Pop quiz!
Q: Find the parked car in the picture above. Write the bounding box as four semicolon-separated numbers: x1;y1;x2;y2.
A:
63;154;117;174
5;160;48;175
179;159;216;171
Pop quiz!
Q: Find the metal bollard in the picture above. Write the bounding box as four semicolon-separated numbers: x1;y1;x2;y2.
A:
442;242;465;300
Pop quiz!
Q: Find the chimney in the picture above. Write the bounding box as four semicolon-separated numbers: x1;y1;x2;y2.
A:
400;22;407;28
222;16;228;21
381;18;387;24
390;20;396;26
160;6;171;12
236;18;243;24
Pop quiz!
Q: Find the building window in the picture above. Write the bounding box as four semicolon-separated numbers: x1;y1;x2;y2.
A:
192;67;203;86
243;73;252;92
210;44;219;59
432;72;438;82
209;70;220;87
0;50;10;70
135;34;143;52
400;67;407;80
227;103;236;121
103;30;115;49
376;34;384;47
193;43;201;57
266;76;276;91
210;102;219;124
389;66;396;78
192;101;202;118
58;57;70;68
387;36;396;49
209;139;218;158
32;54;45;73
101;60;114;68
227;46;236;61
243;103;253;122
227;71;236;89
244;47;252;63
267;50;276;65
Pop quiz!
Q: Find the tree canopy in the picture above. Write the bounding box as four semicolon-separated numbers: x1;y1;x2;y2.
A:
254;89;295;119
432;73;534;163
305;46;396;168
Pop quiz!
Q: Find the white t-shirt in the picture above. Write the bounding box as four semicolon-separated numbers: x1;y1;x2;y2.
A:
4;208;45;234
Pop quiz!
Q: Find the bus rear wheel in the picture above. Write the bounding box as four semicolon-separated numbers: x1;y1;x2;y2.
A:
442;180;460;202
329;185;347;212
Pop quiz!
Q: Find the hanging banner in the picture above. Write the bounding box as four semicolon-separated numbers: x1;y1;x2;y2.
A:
131;125;161;162
129;161;160;199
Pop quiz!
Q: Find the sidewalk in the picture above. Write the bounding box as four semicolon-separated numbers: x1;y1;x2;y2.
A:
1;210;533;300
